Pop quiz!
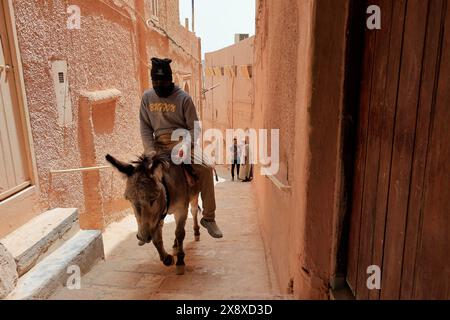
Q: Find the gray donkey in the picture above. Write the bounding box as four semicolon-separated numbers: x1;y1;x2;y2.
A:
105;152;202;275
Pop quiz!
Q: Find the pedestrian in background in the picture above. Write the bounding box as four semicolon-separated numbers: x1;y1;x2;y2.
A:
239;136;253;182
230;138;242;181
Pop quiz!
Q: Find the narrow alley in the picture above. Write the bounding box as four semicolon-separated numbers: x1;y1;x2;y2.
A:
50;167;283;300
1;0;449;303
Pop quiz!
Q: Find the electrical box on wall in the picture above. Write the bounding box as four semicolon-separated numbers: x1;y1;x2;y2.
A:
50;60;72;126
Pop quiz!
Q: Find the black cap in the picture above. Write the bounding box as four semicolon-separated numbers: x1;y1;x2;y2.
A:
151;57;173;81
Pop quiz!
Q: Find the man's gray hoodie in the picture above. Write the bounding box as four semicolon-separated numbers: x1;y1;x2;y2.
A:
139;86;200;153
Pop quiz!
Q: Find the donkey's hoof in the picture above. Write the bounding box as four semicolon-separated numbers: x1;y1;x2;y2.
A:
163;255;174;266
176;265;185;275
194;235;200;242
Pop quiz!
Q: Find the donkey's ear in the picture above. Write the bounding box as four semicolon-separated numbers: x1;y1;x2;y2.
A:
150;163;164;181
106;154;135;176
150;158;169;181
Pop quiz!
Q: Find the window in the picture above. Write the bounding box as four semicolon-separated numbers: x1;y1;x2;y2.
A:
151;0;158;17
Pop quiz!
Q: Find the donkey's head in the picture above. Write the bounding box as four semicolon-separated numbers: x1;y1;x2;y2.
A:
106;153;170;244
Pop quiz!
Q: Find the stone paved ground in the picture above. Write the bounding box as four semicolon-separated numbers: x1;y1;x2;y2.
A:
50;167;284;300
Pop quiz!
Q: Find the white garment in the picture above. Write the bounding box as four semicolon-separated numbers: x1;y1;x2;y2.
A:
239;144;251;180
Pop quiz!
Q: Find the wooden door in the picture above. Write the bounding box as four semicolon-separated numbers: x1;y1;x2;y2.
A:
0;2;31;201
347;0;450;299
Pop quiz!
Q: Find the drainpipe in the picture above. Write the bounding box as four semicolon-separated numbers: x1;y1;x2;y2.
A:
231;56;235;128
135;0;149;93
198;38;203;120
192;0;195;32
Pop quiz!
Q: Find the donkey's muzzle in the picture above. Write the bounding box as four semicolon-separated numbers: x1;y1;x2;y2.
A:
136;234;151;244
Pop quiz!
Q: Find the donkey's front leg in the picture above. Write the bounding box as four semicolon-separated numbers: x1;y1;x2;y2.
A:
190;195;201;241
153;220;174;267
174;208;188;275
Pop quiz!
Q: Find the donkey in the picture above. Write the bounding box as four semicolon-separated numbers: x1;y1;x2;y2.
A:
105;152;202;275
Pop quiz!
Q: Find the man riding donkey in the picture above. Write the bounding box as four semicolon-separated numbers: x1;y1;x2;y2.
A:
139;57;223;239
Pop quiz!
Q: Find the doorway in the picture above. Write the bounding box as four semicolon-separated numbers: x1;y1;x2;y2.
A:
0;1;32;201
346;0;450;299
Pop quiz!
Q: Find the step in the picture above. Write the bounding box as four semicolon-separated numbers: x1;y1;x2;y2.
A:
6;230;104;300
0;208;79;276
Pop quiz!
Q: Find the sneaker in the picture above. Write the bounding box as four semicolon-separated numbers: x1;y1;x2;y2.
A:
200;218;223;238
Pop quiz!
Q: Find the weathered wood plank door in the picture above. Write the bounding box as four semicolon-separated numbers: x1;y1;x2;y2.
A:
346;0;450;299
0;2;31;201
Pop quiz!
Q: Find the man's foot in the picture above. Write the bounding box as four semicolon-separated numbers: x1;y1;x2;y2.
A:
231;177;234;181
200;218;223;238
